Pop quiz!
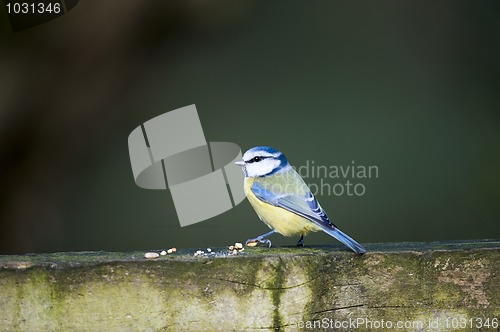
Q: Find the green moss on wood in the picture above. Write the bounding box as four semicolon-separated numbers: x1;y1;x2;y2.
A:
0;239;499;331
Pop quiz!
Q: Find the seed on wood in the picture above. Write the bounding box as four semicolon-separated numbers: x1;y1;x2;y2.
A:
145;252;159;259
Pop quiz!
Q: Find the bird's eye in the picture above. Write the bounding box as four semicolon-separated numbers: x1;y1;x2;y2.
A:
253;156;262;162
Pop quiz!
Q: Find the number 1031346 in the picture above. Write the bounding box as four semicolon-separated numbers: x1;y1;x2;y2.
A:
6;2;61;14
444;317;498;329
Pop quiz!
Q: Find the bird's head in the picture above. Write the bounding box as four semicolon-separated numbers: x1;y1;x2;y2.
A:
235;146;290;178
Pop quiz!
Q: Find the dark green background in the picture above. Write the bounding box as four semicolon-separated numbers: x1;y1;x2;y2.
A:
0;1;498;254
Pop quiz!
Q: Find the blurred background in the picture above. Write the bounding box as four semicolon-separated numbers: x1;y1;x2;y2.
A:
0;1;499;254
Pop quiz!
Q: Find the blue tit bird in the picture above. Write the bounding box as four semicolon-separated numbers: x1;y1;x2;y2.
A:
235;146;366;254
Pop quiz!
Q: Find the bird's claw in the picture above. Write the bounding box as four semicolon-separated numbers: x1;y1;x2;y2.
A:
245;237;272;248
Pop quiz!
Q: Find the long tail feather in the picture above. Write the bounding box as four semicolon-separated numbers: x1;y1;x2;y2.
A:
322;227;366;254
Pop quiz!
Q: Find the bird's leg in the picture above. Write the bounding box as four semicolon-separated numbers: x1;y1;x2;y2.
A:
245;230;276;248
296;235;304;247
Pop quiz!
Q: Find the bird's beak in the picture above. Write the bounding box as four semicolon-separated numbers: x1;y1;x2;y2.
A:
234;160;245;166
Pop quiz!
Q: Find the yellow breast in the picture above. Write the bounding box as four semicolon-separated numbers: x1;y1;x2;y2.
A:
244;177;321;237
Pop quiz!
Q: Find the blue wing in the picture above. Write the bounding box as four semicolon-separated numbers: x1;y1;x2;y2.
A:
251;180;335;228
251;178;366;254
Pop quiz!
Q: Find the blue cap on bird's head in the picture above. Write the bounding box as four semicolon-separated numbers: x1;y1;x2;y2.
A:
235;146;290;178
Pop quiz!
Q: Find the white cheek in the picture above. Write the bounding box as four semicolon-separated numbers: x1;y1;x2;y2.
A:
245;159;281;177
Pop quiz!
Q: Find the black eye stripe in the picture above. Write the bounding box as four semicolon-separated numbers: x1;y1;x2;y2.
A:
246;156;270;163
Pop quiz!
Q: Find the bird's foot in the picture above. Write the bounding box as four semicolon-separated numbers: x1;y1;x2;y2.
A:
296;235;304;247
245;236;272;248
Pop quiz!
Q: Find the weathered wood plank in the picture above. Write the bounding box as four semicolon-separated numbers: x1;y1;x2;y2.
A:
0;240;499;331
